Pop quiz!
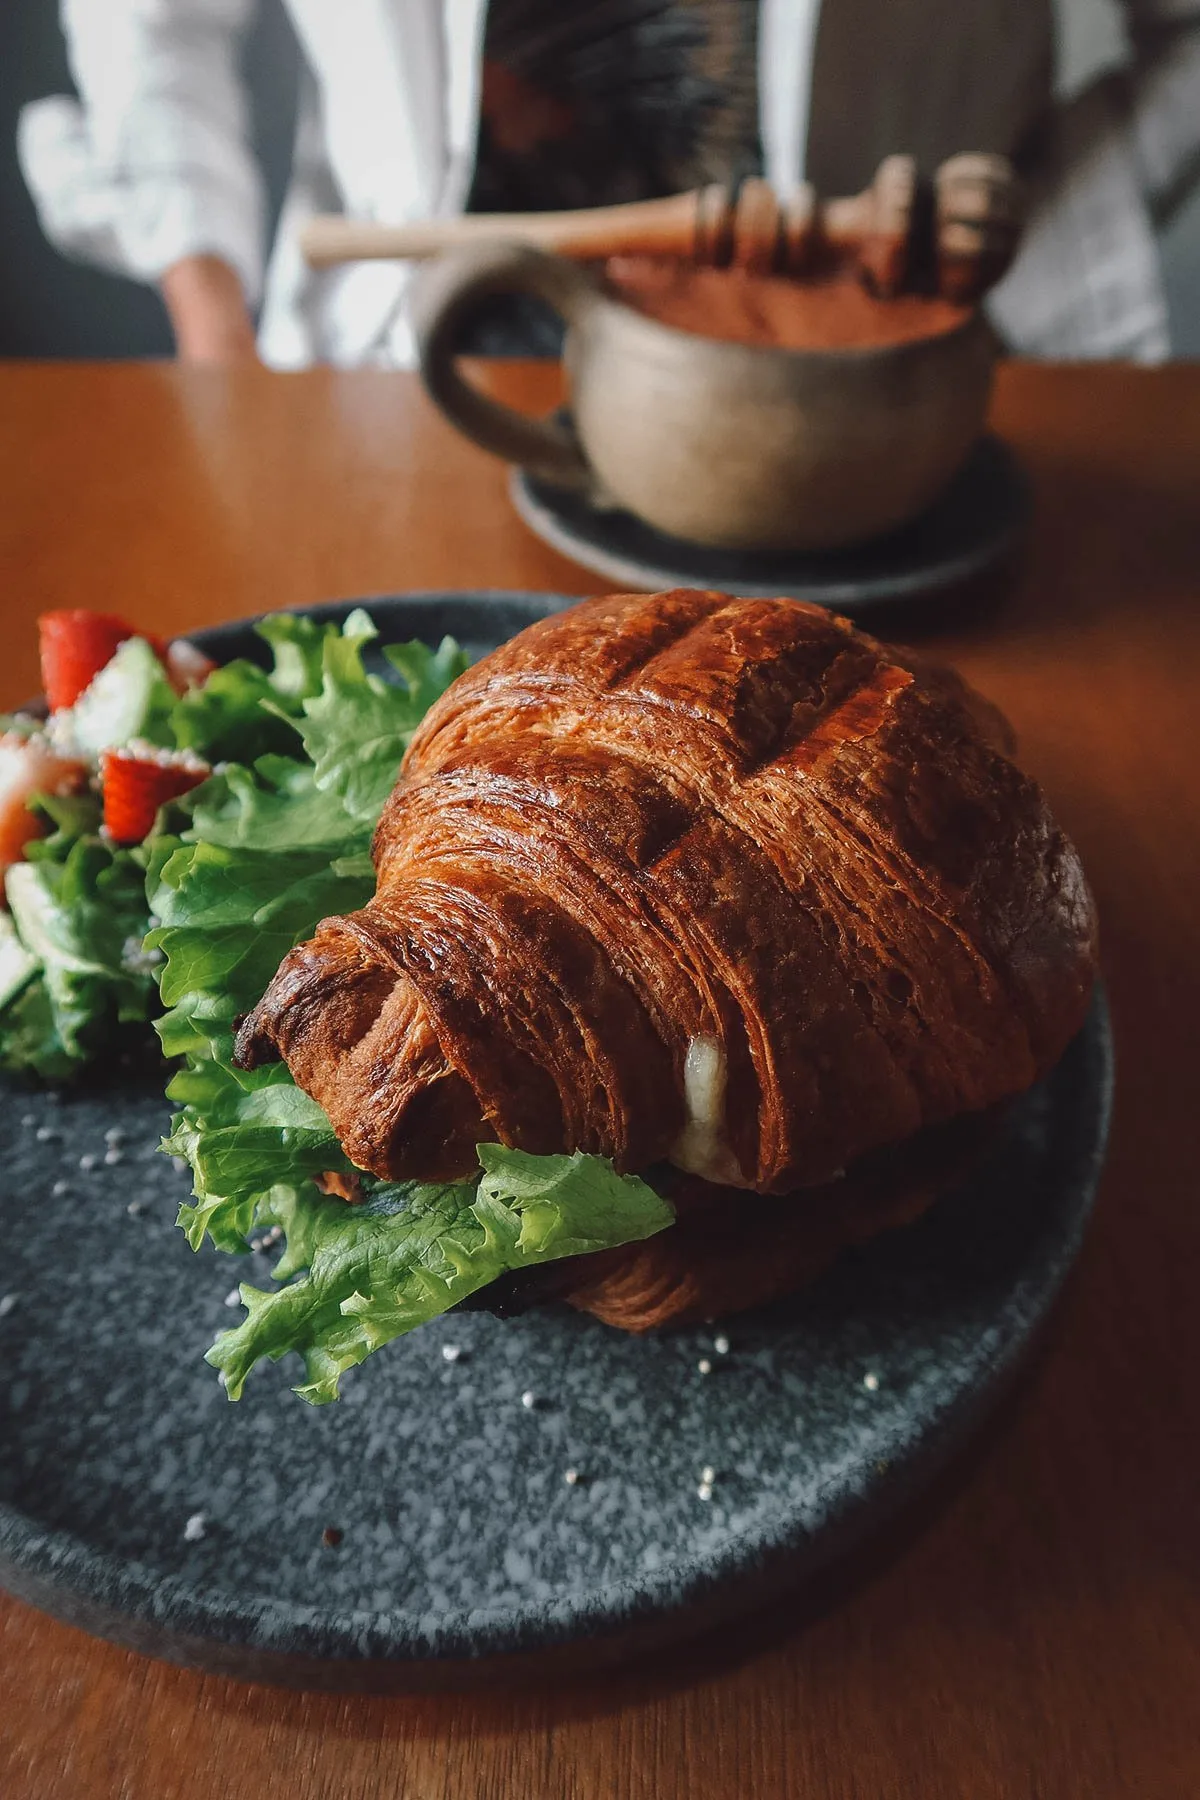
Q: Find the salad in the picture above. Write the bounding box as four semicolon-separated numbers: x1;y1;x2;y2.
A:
0;608;673;1402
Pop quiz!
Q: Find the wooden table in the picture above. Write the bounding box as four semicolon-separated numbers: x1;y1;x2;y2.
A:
1;360;1198;1799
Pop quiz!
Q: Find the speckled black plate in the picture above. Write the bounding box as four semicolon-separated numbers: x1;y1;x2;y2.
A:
511;434;1030;609
0;593;1110;1691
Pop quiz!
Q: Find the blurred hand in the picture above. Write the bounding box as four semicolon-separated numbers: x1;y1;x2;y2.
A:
160;255;258;364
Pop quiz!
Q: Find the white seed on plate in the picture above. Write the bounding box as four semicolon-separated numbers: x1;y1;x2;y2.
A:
0;1294;17;1318
700;1465;715;1485
104;1127;125;1146
35;1125;58;1142
104;1148;124;1166
863;1372;880;1392
52;1179;70;1198
126;1199;146;1216
20;1114;35;1129
713;1334;730;1355
183;1512;207;1542
697;1482;714;1502
521;1390;537;1410
78;1153;98;1171
563;1468;580;1486
223;1288;242;1309
441;1344;462;1364
697;1358;713;1375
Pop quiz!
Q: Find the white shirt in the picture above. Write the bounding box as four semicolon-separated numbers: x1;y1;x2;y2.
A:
18;0;1200;366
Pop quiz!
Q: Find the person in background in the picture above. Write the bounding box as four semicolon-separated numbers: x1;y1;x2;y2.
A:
17;0;1200;369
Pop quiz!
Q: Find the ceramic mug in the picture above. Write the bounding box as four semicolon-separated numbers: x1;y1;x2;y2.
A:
412;242;997;554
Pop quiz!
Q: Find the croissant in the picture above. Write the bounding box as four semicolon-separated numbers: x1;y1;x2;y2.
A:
237;590;1097;1326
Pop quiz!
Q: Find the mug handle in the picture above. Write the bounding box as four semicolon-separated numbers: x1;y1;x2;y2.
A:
411;242;599;489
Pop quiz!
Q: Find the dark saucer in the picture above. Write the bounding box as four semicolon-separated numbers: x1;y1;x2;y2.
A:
511;434;1030;612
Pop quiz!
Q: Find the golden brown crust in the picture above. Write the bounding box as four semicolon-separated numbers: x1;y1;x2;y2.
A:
236;591;1097;1199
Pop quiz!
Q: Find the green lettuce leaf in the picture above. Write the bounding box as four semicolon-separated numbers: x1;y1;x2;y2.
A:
252;612;332;701
0;974;78;1081
165;1074;352;1254
170;661;300;766
22;790;103;860
0;911;39;1012
149;834;372;1009
148;756;372;1251
169;611;339;764
209;1147;674;1403
0;913;76;1080
183;756;352;851
4;831;157;1067
294;607;468;823
151;622;462;1259
0;791;151;1079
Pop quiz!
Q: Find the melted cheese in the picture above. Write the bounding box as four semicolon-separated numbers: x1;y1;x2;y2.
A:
669;1034;743;1185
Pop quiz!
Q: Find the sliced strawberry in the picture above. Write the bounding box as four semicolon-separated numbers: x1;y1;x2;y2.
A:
38;610;151;712
0;800;46;876
101;745;210;845
0;732;89;876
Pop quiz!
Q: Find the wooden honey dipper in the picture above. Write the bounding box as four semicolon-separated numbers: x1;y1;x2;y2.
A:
299;154;1022;306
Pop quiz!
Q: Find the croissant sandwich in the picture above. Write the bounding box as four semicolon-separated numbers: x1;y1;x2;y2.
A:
235;590;1098;1334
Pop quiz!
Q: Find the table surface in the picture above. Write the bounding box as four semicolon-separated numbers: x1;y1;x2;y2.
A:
1;359;1198;1800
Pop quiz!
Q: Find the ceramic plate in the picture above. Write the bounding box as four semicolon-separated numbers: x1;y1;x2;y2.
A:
0;593;1110;1690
